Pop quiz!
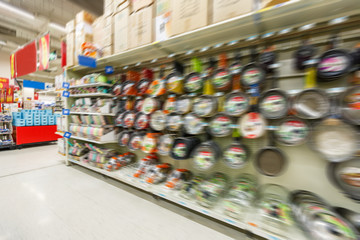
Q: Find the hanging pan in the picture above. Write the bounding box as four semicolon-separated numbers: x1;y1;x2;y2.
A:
274;116;310;146
254;131;287;177
311;96;359;162
222;129;250;169
341;85;360;125
317;35;353;82
328;157;360;201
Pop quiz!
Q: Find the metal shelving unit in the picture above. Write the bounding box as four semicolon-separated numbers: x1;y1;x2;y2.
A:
69;82;113;88
69;93;115;98
69;135;117;144
70;112;116;116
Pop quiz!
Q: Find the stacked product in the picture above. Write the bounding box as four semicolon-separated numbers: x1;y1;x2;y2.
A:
0;114;13;146
12;110;59;126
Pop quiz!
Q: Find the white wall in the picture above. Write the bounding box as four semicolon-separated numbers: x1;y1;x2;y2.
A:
0;50;10;81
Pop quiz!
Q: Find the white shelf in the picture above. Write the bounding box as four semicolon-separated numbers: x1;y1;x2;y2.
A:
66;0;360;73
70;112;116;116
69;93;115;98
55;131;64;136
68;158;307;240
69;82;113;89
69;135;117;144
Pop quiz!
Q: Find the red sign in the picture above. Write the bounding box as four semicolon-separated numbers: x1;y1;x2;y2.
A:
6;87;14;103
0;89;5;103
39;34;50;71
15;40;37;77
61;40;66;68
34;92;39;100
0;78;9;89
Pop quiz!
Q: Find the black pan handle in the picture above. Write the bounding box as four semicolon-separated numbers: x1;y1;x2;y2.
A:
268;130;276;147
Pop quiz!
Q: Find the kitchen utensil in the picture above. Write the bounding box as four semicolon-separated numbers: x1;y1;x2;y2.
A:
146;66;166;96
274;116;310;146
166;61;184;94
255;132;287;176
134;112;149;130
293;88;330;119
211;53;232;92
184;57;204;93
222;129;250;169
150;110;166;131
170;129;201;160
183;113;206;135
208;113;233;137
175;95;193;114
158;134;175;156
293;39;317;71
341;85;360;125
165;113;183;132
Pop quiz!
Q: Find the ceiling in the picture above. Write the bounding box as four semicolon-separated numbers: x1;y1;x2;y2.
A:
0;0;103;82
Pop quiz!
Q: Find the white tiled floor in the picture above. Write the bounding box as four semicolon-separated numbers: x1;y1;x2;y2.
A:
0;144;241;240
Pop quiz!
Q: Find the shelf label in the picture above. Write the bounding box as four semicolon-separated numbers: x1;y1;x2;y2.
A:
62;82;70;89
62;109;70;115
135;62;142;67
62;91;70;98
151;58;158;63
201;209;209;215
159;193;166;198
178;201;187;206
329;16;348;25
224;218;236;225
246;35;258;41
105;66;114;74
227;40;239;46
200;46;210;52
278;27;293;35
186;50;194;55
78;55;97;68
63;132;72;139
299;23;316;31
214;43;224;48
262;32;275;38
168;53;176;58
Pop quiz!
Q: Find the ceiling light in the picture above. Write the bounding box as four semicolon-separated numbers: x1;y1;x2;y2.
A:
0;40;6;45
49;22;66;32
0;1;35;20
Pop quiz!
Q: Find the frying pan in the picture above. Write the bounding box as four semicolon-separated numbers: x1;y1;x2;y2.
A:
274;116;310;146
335;207;360;234
293;39;317;71
191;132;222;171
311;96;358;162
184;57;204;93
254;131;287;177
259;65;289;119
166;61;185;94
293;88;330;119
328;157;360;201
184;113;206;135
259;45;277;74
222;129;250;169
341;85;360;125
170;128;201;160
211;53;232;92
150;110;166;131
240;48;266;89
317;35;353;82
208;113;233;137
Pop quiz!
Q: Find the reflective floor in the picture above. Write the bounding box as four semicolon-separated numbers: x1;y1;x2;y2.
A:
0;144;240;240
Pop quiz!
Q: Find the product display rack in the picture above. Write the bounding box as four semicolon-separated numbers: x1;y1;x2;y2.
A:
63;1;360;240
69;93;115;98
0;115;15;149
69;112;116;116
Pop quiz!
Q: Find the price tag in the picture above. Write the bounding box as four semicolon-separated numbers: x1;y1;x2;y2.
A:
266;125;279;130
151;58;158;63
262;32;275;38
224;218;236;225
246;35;258;41
123;66;129;70
227;40;239;46
63;132;72;138
135;62;141;67
329;16;348;25
159;193;166;198
214;43;224;48
62;109;70;115
201;209;209;215
278;27;293;35
62;91;70;97
186;50;194;55
178;201;187;206
62;82;70;89
168;53;176;58
105;66;114;74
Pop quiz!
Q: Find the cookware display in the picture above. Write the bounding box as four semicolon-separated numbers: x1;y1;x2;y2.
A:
223;129;250;169
240;48;266;89
165;113;183;132
259;67;289;119
146;66;166;96
293;88;330;119
170;130;201;160
141;97;160;115
183;113;206;135
317;35;353;82
328;157;360;201
166;61;185;94
208;113;233;137
150;110;166;131
191;133;222;171
134;112;149;130
211;53;232;92
259;45;277;74
255;132;287;177
128;132;145;151
158;134;175;156
335;207;360;234
341;85;360;125
165;169;193;190
274;117;310;146
195;172;228;208
293;39;317;71
184;57;204;93
175;95;193;114
223;174;257;219
311;96;358;162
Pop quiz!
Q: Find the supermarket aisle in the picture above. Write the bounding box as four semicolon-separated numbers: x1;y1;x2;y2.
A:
0;145;239;240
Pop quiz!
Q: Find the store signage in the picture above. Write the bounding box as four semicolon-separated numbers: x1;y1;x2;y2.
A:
62;91;70;97
38;34;50;71
105;66;114;74
15;40;37;77
61;41;66;68
5;87;14;103
0;89;5;103
23;80;45;90
10;54;15;79
63;132;72;138
0;78;9;89
62;109;70;115
78;55;96;68
62;82;70;89
34;92;39;100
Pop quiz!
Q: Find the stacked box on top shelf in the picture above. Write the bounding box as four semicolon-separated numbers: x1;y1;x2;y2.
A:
114;1;130;54
75;10;95;64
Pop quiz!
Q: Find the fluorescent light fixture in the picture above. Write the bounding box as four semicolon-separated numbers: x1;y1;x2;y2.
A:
0;40;6;45
49;22;66;32
0;1;34;20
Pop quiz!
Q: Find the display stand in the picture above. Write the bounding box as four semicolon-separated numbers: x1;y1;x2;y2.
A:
13;125;61;145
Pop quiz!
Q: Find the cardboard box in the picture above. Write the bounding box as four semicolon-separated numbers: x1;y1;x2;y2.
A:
75;33;93;59
258;0;290;9
128;5;154;49
172;0;208;36
104;1;114;17
93;16;105;47
213;0;253;23
155;0;172;41
116;0;131;12
66;32;75;66
131;0;153;12
114;7;130;53
76;10;95;24
102;46;113;57
114;0;127;8
66;20;75;33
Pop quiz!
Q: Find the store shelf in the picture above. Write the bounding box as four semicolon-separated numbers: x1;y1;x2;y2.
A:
55;131;64;136
69;82;113;89
66;0;360;73
0;131;12;135
69;135;117;144
70;112;116;116
68;158;307;240
69;93;115;98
